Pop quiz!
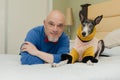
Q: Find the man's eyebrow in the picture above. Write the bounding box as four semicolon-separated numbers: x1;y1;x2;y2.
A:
48;20;64;26
58;23;64;25
48;21;53;23
57;23;64;27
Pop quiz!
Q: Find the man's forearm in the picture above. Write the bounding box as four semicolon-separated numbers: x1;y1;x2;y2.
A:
20;52;45;65
35;50;54;63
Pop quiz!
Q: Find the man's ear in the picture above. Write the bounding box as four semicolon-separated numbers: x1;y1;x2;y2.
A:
43;20;45;24
79;11;85;23
94;15;103;25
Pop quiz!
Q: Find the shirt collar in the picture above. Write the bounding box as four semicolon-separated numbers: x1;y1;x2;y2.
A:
44;36;58;44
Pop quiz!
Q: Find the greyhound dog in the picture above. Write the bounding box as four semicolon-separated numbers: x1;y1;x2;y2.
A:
52;12;104;67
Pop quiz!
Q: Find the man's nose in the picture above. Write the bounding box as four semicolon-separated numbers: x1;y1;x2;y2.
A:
53;26;58;32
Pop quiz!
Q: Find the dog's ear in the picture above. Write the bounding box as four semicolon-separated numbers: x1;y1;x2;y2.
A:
94;15;103;25
79;12;85;23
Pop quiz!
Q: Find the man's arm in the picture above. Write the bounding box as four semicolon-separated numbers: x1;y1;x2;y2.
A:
21;42;54;64
20;39;69;64
20;52;45;65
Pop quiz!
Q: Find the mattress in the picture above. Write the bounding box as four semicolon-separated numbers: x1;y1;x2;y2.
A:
0;47;120;80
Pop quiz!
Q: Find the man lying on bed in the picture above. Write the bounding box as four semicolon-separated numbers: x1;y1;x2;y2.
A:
20;10;70;65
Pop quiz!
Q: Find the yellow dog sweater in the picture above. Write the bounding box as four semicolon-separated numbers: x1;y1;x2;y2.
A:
70;25;99;63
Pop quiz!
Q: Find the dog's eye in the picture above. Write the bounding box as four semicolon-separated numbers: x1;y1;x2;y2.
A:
88;23;93;28
82;24;85;27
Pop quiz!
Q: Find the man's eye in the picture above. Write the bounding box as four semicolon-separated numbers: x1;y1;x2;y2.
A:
48;22;54;26
82;23;85;27
58;24;64;28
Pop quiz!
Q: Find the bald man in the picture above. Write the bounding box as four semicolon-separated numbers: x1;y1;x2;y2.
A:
20;10;70;65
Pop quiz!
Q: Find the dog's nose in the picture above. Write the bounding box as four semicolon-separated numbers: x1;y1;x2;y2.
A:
82;32;86;37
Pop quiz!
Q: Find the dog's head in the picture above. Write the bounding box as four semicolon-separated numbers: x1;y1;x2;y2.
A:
79;13;103;37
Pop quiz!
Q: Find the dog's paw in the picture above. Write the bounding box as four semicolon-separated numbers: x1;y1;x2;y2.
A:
51;63;58;68
87;60;94;66
51;60;68;68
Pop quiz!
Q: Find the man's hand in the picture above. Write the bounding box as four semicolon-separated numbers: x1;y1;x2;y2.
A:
21;41;39;56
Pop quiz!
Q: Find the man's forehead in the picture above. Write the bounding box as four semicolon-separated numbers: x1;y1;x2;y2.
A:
46;11;65;22
48;20;64;25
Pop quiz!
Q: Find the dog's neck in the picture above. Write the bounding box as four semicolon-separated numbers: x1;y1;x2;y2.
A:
77;25;96;42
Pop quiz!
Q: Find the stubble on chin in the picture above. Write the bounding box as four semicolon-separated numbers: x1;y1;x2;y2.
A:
47;36;58;42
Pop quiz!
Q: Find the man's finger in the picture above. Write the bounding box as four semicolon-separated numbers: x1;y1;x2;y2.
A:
24;41;30;45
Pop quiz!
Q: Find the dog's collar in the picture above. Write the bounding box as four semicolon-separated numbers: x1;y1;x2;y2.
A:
77;25;96;42
77;35;92;42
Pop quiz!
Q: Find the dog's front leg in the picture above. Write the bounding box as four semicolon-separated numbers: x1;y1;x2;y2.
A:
87;60;94;65
51;54;72;68
82;56;98;66
51;59;68;67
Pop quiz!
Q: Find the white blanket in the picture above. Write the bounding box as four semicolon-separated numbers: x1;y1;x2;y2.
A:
0;47;120;80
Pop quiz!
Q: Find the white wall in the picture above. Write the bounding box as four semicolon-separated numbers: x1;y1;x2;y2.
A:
0;0;53;54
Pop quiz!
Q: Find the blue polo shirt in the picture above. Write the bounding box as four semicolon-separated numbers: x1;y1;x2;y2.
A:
20;25;70;65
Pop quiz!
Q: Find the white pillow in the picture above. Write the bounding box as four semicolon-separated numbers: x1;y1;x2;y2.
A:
103;29;120;49
103;46;120;56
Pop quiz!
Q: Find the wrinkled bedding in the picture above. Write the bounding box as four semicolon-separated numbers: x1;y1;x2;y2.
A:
0;47;120;80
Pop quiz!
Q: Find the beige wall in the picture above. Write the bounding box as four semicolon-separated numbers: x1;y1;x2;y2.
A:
53;0;110;39
0;0;6;53
0;0;52;54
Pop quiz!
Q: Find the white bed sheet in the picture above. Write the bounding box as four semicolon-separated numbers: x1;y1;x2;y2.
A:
0;47;120;80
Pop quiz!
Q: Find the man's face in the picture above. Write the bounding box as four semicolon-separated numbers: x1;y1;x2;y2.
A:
44;18;65;42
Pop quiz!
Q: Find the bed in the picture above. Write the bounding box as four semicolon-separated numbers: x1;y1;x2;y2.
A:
1;0;120;80
0;50;120;80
